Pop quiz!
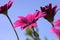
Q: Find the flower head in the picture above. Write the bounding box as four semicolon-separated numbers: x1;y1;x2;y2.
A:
51;19;60;37
40;3;57;22
0;0;13;14
14;10;46;30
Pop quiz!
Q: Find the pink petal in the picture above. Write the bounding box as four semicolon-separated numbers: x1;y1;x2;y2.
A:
18;16;28;24
14;19;27;29
33;10;46;20
38;11;46;18
51;27;60;37
53;5;57;13
26;14;34;22
14;20;21;28
28;23;37;28
53;19;60;26
33;10;39;18
21;24;27;30
32;23;37;27
7;0;13;9
28;24;32;29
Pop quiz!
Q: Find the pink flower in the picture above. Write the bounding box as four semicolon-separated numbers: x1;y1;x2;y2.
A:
40;3;57;22
51;27;60;37
14;10;46;30
53;19;60;26
51;19;60;37
0;0;13;13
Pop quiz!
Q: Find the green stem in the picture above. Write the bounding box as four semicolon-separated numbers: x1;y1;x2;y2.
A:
32;27;40;40
6;15;19;40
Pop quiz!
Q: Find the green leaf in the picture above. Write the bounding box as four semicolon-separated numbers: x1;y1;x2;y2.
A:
26;38;31;40
32;27;40;40
34;32;40;40
34;31;39;37
26;28;32;36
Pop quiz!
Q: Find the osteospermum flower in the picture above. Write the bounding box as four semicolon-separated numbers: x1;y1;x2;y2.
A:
51;19;60;37
14;10;46;30
51;27;60;37
40;3;57;22
53;19;60;26
0;0;13;14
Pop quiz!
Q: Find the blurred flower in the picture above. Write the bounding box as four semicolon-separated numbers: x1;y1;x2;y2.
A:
14;10;46;30
52;19;60;26
40;3;57;22
51;27;60;37
51;19;60;37
0;0;13;14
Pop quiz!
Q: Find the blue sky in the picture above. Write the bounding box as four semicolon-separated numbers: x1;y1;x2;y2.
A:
0;0;60;40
